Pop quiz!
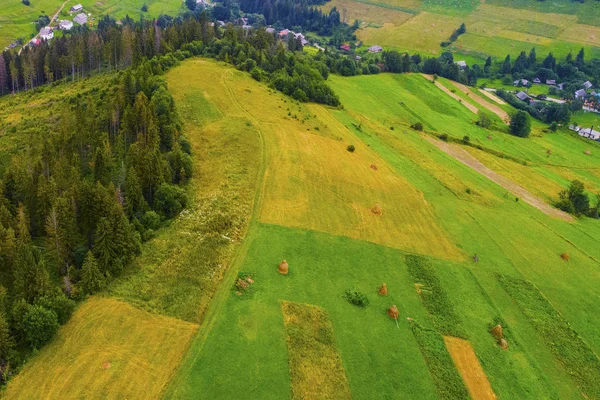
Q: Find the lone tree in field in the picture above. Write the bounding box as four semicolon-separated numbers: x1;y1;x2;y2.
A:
557;180;590;216
477;110;491;128
509;111;531;138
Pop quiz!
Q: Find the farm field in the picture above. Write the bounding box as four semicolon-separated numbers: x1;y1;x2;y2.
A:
323;0;600;62
161;60;600;400
0;0;181;49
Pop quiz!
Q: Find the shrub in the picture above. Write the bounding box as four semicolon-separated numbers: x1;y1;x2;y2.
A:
476;110;491;128
141;211;162;230
154;183;188;218
462;135;470;144
509;111;531;138
411;122;423;131
549;121;558;132
440;134;449;141
141;3;148;11
347;144;355;152
35;293;75;324
23;305;59;349
344;289;369;307
22;0;30;5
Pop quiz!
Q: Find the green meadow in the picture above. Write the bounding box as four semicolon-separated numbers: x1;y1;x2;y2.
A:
161;60;600;399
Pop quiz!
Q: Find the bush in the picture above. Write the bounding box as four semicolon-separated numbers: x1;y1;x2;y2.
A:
476;110;491;128
154;183;188;218
462;135;470;144
141;3;148;11
22;0;30;5
344;289;369;307
35;293;75;324
141;211;162;230
23;305;59;349
509;111;531;138
411;122;423;131
440;134;449;141
292;88;308;102
549;121;558;132
346;144;355;152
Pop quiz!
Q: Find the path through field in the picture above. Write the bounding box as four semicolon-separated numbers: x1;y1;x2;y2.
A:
421;74;479;115
478;89;506;105
425;136;574;222
444;337;497;400
452;82;510;123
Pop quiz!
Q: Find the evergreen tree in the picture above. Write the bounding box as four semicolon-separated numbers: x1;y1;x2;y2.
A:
527;48;536;68
81;251;105;294
93;217;116;273
0;314;13;360
509;111;531;138
576;48;585;68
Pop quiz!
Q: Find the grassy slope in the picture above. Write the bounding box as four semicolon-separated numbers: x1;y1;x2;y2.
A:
0;0;182;49
3;297;198;399
326;0;600;62
166;60;600;400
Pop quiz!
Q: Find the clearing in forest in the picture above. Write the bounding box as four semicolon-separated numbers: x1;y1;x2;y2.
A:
444;336;497;400
3;297;198;400
282;301;352;400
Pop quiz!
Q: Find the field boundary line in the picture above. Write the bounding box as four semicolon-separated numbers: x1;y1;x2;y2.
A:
421;74;479;115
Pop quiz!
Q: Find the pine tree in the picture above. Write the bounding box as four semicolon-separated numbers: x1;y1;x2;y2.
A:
124;167;147;217
0;314;14;360
576;48;585;68
527;48;536;68
93;217;116;273
0;53;7;95
81;251;105;294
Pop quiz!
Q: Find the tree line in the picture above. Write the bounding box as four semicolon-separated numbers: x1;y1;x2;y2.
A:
0;55;191;378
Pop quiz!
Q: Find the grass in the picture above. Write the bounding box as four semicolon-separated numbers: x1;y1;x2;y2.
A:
3;297;198;399
281;301;352;400
411;323;470;400
406;255;466;338
498;274;600;399
164;59;600;400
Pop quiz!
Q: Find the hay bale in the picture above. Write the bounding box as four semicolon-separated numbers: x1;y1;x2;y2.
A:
487;135;493;140
378;283;388;296
370;164;378;171
498;338;509;350
278;260;289;274
560;252;570;261
387;305;399;320
490;324;503;339
372;204;383;215
584;150;591;155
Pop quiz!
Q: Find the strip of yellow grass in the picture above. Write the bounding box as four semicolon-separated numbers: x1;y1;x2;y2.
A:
175;60;461;260
322;0;415;26
422;74;479;115
478;89;506;105
444;337;497;400
451;82;509;123
282;301;351;400
4;297;198;399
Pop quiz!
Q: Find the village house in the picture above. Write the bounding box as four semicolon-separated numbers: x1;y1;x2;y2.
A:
513;79;529;87
533;78;541;84
584;81;593;90
368;45;382;53
340;44;351;51
455;60;467;69
571;125;600;140
575;89;587;99
355;55;361;61
40;27;54;41
266;27;275;34
546;79;556;85
294;32;308;46
70;4;83;13
59;20;73;30
557;83;565;90
515;91;531;102
217;20;225;27
242;24;252;31
278;29;290;39
74;13;88;26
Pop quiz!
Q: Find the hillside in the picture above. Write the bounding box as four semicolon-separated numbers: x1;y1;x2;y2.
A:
322;0;600;62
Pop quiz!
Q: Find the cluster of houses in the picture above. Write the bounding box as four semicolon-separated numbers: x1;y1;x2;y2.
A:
338;43;382;53
28;4;90;47
274;29;309;46
569;124;600;141
514;78;595;100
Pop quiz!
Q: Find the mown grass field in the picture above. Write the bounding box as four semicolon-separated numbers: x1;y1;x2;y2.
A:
0;0;182;49
324;0;600;62
163;60;600;400
3;297;198;399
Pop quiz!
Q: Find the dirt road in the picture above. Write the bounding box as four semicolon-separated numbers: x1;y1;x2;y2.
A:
421;74;479;115
19;0;70;55
425;136;574;222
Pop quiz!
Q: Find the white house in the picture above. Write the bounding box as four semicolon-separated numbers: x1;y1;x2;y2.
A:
70;4;83;12
59;20;74;30
455;60;467;69
74;13;88;25
40;27;54;40
266;27;275;34
584;81;593;90
368;45;383;53
575;89;587;99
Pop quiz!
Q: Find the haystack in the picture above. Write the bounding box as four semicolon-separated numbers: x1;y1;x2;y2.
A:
387;305;399;320
370;164;378;171
278;260;289;274
378;283;388;296
584;150;591;155
490;324;503;339
498;338;509;350
372;204;383;215
560;252;570;261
